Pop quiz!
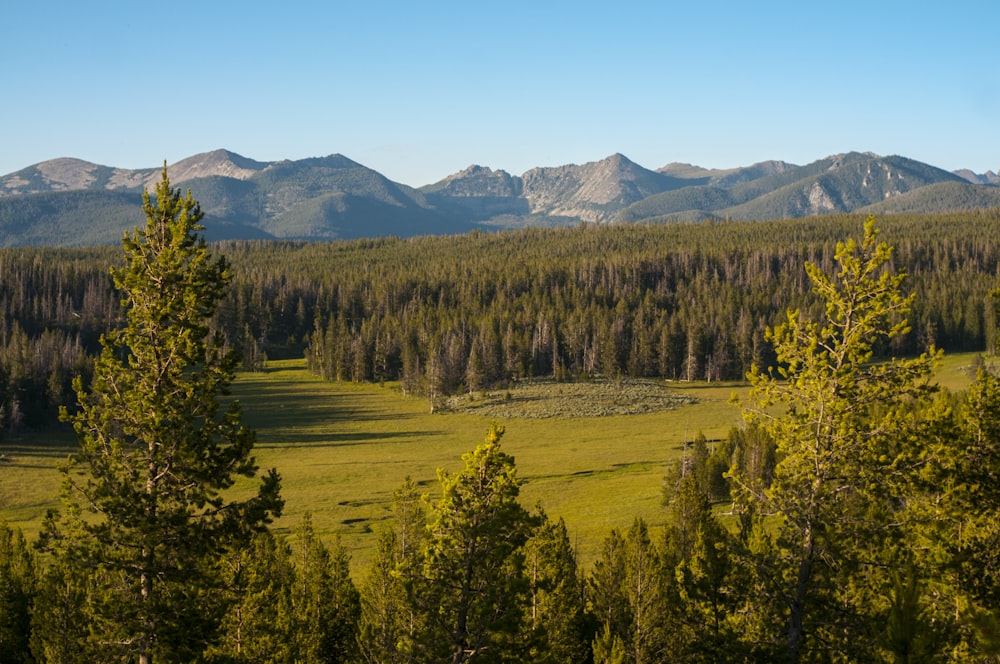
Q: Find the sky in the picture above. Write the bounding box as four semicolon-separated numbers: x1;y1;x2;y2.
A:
2;1;997;187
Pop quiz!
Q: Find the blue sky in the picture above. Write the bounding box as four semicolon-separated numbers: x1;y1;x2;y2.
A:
3;1;997;187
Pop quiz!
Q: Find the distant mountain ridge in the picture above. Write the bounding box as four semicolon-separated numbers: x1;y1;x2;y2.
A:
0;149;997;246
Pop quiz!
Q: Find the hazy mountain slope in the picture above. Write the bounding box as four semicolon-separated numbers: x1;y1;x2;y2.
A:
0;159;158;196
419;165;529;221
251;154;425;215
0;190;141;246
858;181;1000;215
0;187;275;247
716;154;967;219
249;154;475;238
954;169;1000;185
177;176;266;227
520;153;687;219
615;153;974;222
614;186;736;222
657;160;796;187
268;192;474;240
0;149;269;197
167;149;269;183
0;149;996;245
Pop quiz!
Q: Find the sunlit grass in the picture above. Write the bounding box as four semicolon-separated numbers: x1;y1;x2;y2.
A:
0;353;987;575
227;359;746;573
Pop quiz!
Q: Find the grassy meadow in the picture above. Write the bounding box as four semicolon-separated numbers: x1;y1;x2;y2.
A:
0;352;988;576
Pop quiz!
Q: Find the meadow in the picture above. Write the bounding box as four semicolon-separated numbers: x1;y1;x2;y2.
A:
0;351;984;576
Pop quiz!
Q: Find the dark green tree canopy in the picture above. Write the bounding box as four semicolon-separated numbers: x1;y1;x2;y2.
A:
38;167;283;663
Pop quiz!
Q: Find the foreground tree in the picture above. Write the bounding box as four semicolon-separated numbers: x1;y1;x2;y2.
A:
38;167;283;663
358;477;428;663
732;217;940;661
0;522;35;664
588;518;671;663
520;512;588;663
416;422;537;662
288;514;361;663
930;296;1000;655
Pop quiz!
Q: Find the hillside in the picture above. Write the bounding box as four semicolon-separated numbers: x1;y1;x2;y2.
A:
615;152;975;222
0;149;997;245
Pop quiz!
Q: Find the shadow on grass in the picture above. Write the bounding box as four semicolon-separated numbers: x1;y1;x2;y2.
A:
235;374;394;417
256;429;447;448
0;424;78;461
526;460;664;484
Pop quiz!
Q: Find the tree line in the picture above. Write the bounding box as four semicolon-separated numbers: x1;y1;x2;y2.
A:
2;210;999;434
1;187;1000;662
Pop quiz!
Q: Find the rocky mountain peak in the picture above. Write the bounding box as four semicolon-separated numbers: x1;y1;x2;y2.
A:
168;149;268;183
422;164;521;198
954;168;1000;185
2;149;998;246
520;154;675;218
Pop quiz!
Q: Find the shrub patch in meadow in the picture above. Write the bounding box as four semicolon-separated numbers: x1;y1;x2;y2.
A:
442;377;698;418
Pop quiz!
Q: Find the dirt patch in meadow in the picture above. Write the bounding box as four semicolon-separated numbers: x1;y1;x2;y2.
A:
441;377;698;419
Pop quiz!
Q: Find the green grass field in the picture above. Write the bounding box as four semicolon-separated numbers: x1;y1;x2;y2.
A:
0;352;989;576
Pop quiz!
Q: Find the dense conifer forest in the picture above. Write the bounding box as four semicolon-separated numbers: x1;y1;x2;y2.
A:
3;203;1000;661
1;211;997;433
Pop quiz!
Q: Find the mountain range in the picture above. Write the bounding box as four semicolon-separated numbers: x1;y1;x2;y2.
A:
0;149;997;246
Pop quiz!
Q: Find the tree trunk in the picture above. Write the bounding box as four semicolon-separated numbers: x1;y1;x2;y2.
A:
786;522;815;663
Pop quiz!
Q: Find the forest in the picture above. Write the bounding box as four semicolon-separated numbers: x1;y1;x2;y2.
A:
1;179;1000;662
1;210;998;432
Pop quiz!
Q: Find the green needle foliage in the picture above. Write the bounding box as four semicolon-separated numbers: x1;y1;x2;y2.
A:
416;422;538;662
732;216;941;661
0;522;34;664
36;167;283;663
519;513;588;663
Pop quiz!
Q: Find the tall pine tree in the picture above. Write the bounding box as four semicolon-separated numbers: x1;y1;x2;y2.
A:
732;217;939;661
39;167;283;663
417;422;537;662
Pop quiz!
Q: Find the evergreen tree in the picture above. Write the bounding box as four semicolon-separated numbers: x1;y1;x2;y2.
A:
928;363;1000;657
588;529;630;656
732;217;939;661
359;529;408;663
208;529;296;663
520;513;589;662
0;522;34;664
592;624;628;664
30;555;98;664
621;518;669;663
39;167;283;663
416;422;537;662
358;477;427;663
943;288;1000;655
665;473;737;662
588;519;669;664
289;514;361;664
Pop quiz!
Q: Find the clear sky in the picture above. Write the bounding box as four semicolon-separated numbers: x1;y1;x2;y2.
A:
2;1;997;187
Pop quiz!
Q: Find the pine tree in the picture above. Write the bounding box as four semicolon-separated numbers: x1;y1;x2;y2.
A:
588;529;630;656
588;519;670;663
932;364;1000;656
665;473;736;662
520;513;588;663
417;422;537;662
289;514;360;664
359;529;408;663
208;530;296;663
943;288;1000;654
358;477;427;663
622;518;668;663
30;554;96;664
0;522;35;664
39;167;283;663
731;217;939;661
